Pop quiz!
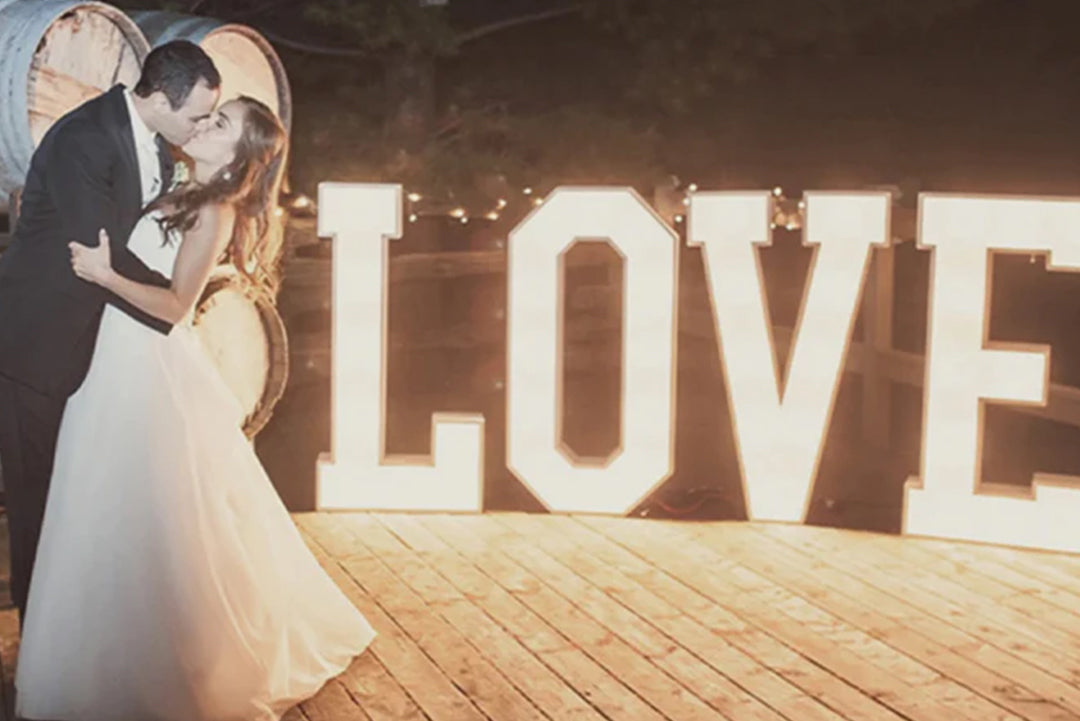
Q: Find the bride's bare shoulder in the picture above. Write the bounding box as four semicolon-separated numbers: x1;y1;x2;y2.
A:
191;202;236;236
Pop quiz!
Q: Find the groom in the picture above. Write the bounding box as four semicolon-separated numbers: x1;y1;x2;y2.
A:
0;40;220;626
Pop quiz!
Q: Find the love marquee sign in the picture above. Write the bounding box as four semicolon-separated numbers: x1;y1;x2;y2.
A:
314;183;1080;554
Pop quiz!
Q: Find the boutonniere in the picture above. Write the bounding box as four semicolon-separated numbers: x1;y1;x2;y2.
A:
169;161;190;193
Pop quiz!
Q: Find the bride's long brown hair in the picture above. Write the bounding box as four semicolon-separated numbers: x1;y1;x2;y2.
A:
146;96;287;295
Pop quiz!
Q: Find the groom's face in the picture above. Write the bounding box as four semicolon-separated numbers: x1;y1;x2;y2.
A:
156;79;220;147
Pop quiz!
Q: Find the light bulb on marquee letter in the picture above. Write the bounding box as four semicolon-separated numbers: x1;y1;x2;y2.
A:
316;183;484;511
904;195;1080;552
507;188;678;514
689;192;890;522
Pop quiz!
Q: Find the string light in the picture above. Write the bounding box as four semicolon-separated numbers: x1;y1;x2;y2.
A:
389;181;818;232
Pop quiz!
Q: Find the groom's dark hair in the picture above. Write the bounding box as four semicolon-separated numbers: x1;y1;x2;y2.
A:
134;40;221;111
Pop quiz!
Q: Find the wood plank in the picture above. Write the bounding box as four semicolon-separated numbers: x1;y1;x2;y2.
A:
566;518;906;721
306;513;555;721
431;513;729;720
1015;551;1080;585
412;512;680;721
281;705;311;721
338;551;562;721
415;513;696;721
14;509;1080;721
483;513;847;721
300;679;372;721
577;514;980;721
687;522;1070;721
956;543;1080;601
881;536;1080;641
837;528;1080;665
335;652;429;721
760;524;1080;694
751;520;1080;716
297;514;483;721
370;513;614;721
757;524;1080;716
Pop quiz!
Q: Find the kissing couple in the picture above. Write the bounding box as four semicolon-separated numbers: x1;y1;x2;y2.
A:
0;40;374;719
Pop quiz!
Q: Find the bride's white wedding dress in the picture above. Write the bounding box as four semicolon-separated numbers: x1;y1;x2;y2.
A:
14;211;375;720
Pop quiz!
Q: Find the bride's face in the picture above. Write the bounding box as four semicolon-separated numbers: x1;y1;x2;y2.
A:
181;99;244;168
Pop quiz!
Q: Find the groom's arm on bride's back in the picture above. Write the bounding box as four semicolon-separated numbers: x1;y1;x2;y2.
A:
89;203;234;325
47;124;174;334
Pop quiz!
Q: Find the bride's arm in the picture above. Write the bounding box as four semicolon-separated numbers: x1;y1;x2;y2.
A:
69;203;236;325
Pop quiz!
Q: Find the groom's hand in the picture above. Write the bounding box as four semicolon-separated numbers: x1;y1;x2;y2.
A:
68;229;115;287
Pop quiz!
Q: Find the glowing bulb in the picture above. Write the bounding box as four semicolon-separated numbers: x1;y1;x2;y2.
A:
485;211;499;221
682;197;691;207
450;207;466;218
460;216;469;224
533;197;543;206
408;213;418;222
772;186;783;197
674;214;685;224
497;198;508;209
274;207;285;217
407;192;422;202
291;194;312;209
688;183;698;192
523;187;533;195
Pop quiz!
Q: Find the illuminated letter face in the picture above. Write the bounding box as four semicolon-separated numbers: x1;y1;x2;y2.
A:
316;183;484;511
689;192;890;522
905;196;1080;552
507;188;678;514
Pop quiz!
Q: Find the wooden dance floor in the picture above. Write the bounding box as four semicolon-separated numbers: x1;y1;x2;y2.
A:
3;512;1080;720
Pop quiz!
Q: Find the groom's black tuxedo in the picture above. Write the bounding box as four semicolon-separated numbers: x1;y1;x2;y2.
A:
0;85;176;396
0;84;176;625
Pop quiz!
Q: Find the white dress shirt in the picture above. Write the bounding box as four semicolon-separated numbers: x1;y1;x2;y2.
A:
123;89;162;204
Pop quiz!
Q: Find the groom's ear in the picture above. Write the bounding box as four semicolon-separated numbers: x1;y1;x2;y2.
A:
149;91;173;115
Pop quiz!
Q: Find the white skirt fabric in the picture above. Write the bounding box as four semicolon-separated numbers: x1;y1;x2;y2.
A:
13;295;375;719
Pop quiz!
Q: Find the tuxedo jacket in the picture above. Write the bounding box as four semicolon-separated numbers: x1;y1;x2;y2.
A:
0;85;176;398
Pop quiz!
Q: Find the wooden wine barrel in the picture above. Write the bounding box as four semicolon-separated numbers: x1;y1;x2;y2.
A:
129;11;291;131
0;0;149;210
194;268;289;439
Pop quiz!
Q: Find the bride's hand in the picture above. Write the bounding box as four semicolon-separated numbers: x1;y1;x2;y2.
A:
69;229;114;286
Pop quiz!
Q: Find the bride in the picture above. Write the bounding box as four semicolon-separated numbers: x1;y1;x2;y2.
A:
14;95;375;720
